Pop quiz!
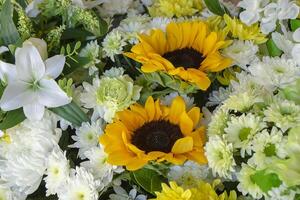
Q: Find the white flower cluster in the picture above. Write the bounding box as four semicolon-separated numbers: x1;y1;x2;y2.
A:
205;55;300;199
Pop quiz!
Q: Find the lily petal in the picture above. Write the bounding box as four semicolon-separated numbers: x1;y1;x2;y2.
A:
0;61;16;83
38;79;71;107
15;44;45;81
0;81;35;111
45;55;65;79
23;103;45;121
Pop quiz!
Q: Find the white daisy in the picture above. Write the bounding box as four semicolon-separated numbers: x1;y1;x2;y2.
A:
81;147;123;191
237;164;264;199
57;167;99;200
225;113;266;157
264;98;300;132
222;40;259;70
167;161;212;189
44;146;70;196
0;181;25;200
109;186;147;200
102;30;127;61
248;128;286;169
69;120;104;159
79;40;101;75
207;87;231;107
249;57;300;91
205;135;236;179
223;91;261;113
0;112;61;196
207;108;229;136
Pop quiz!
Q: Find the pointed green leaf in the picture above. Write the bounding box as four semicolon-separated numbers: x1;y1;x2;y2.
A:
204;0;225;16
0;108;26;130
250;169;282;192
267;39;282;57
290;19;300;32
0;0;20;45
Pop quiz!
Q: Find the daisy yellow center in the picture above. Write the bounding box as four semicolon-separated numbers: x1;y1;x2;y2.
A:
162;48;204;69
264;143;276;157
239;127;251;141
131;120;183;153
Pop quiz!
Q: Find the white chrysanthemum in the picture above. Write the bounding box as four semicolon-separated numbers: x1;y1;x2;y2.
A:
167;161;211;189
237;164;264;199
222;40;259;70
80;68;141;122
97;0;134;17
79;40;101;75
57;167;99;200
81;147;123;190
0;181;25;200
161;92;194;110
102;30;127;61
248;128;286;169
148;17;172;32
249;57;300;91
44;146;70;196
0;112;60;196
69;120;104;159
109;186;147;200
205;135;236;179
207;108;229;136
207;87;231;107
225;113;266;157
223;91;261;113
264;98;300;132
266;184;298;200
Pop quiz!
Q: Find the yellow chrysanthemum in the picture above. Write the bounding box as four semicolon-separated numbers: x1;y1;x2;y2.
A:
153;180;237;200
153;182;192;200
148;0;203;18
99;96;207;171
223;14;267;44
124;21;232;91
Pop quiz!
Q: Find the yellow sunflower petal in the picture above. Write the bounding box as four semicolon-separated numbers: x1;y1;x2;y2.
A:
171;136;193;154
166;22;182;51
202;32;218;56
187;107;201;128
145;96;156;121
179;112;194;135
168;96;186;124
126;157;149;171
154;99;162;120
107;151;135;165
117;110;144;132
130;104;148;121
164;153;187;165
141;62;165;73
186;150;208;164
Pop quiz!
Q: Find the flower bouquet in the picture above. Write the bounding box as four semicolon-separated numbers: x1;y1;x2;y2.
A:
0;0;300;199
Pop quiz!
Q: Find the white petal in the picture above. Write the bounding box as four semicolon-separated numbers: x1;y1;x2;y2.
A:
292;44;300;65
23;103;45;120
0;46;8;54
45;55;65;79
239;11;258;25
293;28;300;42
15;44;45;81
0;61;16;83
37;79;71;107
0;81;36;111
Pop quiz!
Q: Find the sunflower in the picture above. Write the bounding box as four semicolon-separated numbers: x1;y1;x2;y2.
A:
99;96;207;171
124;21;232;90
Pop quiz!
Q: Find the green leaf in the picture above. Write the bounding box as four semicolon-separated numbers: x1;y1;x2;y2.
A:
131;168;164;195
0;108;26;130
266;39;282;57
250;169;282;192
0;0;20;45
63;56;92;76
204;0;225;16
290;19;300;32
49;101;89;127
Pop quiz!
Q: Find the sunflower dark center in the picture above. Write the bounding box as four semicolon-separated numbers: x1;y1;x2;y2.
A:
162;48;204;69
131;120;183;153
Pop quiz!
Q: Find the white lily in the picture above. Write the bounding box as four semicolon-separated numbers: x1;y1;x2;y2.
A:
0;43;71;120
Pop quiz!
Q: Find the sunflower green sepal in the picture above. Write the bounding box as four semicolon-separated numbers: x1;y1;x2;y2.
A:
144;72;198;94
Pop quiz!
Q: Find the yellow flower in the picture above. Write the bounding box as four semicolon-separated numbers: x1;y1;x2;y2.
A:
0;131;11;143
190;180;237;200
153;182;192;200
153;180;237;200
124;21;232;91
99;96;207;171
224;14;267;44
148;0;203;18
